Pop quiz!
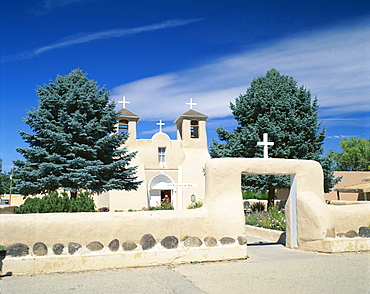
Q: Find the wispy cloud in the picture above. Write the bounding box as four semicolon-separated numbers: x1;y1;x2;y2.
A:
326;135;358;139
321;118;365;127
111;17;370;122
27;0;93;15
141;125;177;136
1;19;203;63
42;0;87;9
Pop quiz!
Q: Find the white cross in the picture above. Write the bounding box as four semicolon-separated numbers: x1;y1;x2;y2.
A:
186;98;197;110
118;96;130;109
257;133;274;159
156;120;165;133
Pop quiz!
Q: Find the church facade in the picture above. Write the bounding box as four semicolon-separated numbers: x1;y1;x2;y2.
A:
95;101;210;211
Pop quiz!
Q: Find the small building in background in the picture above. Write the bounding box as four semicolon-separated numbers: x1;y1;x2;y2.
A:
277;171;370;201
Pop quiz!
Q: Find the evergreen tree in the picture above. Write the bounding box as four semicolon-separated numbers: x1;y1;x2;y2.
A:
0;159;7;194
0;159;15;195
14;69;141;198
210;69;340;207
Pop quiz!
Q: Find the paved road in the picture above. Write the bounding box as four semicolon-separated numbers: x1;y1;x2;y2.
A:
1;236;369;294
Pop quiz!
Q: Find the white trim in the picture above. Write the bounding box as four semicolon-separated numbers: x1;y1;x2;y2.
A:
289;175;298;248
178;165;183;210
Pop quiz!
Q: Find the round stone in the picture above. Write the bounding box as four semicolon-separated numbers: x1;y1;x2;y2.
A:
33;242;48;256
161;236;179;249
359;226;370;238
86;241;104;251
52;243;64;255
68;242;82;254
237;236;247;245
204;236;217;247
108;239;120;252
122;241;137;251
183;237;202;248
220;237;235;245
6;243;29;257
345;230;358;238
140;234;156;250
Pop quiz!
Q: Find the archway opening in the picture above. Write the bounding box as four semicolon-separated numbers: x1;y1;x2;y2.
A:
242;173;297;248
148;173;175;207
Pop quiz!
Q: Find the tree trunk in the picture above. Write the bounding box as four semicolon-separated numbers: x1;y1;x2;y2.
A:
70;191;78;199
267;188;275;209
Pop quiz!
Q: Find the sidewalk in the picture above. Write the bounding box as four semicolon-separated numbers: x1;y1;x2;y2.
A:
1;235;368;294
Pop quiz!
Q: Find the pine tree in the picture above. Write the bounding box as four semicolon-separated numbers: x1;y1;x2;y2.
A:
14;69;141;198
0;159;7;194
210;69;340;207
0;159;14;195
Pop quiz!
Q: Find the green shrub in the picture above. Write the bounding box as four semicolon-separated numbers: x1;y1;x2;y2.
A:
15;191;95;213
148;202;174;210
245;205;286;231
251;201;265;212
242;190;268;200
187;200;203;209
67;193;95;212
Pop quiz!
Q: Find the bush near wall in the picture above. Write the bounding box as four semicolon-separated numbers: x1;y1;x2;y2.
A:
147;202;174;210
242;190;269;200
15;191;95;214
187;200;203;209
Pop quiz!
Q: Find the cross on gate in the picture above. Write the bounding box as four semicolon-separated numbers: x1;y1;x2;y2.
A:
186;98;197;110
118;96;130;109
156;120;165;133
257;133;274;159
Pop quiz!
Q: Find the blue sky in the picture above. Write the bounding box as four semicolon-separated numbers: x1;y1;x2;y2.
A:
1;0;369;171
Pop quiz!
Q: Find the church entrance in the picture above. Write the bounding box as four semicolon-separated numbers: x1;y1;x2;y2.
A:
148;173;175;207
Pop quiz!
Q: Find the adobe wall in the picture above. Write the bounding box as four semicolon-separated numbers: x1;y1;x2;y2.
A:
328;204;370;233
203;158;334;248
325;171;370;201
277;171;370;201
1;158;368;253
1;209;210;247
0;194;24;207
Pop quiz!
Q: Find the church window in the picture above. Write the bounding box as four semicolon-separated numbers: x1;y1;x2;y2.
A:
190;120;199;138
118;119;129;134
158;147;166;163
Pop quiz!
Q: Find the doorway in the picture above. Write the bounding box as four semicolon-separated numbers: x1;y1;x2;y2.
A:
148;172;175;207
161;190;172;203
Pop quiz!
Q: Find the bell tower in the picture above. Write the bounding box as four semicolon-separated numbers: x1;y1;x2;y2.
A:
174;98;208;149
116;96;140;143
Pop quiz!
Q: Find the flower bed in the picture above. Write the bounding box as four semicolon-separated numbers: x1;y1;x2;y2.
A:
245;205;286;231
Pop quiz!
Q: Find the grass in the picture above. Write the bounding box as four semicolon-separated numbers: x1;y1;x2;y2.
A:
181;235;191;241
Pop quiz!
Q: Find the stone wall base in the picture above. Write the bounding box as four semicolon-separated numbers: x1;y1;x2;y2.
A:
299;238;370;253
245;225;285;243
1;245;248;275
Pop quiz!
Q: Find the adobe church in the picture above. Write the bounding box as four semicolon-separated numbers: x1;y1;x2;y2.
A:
95;98;210;211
